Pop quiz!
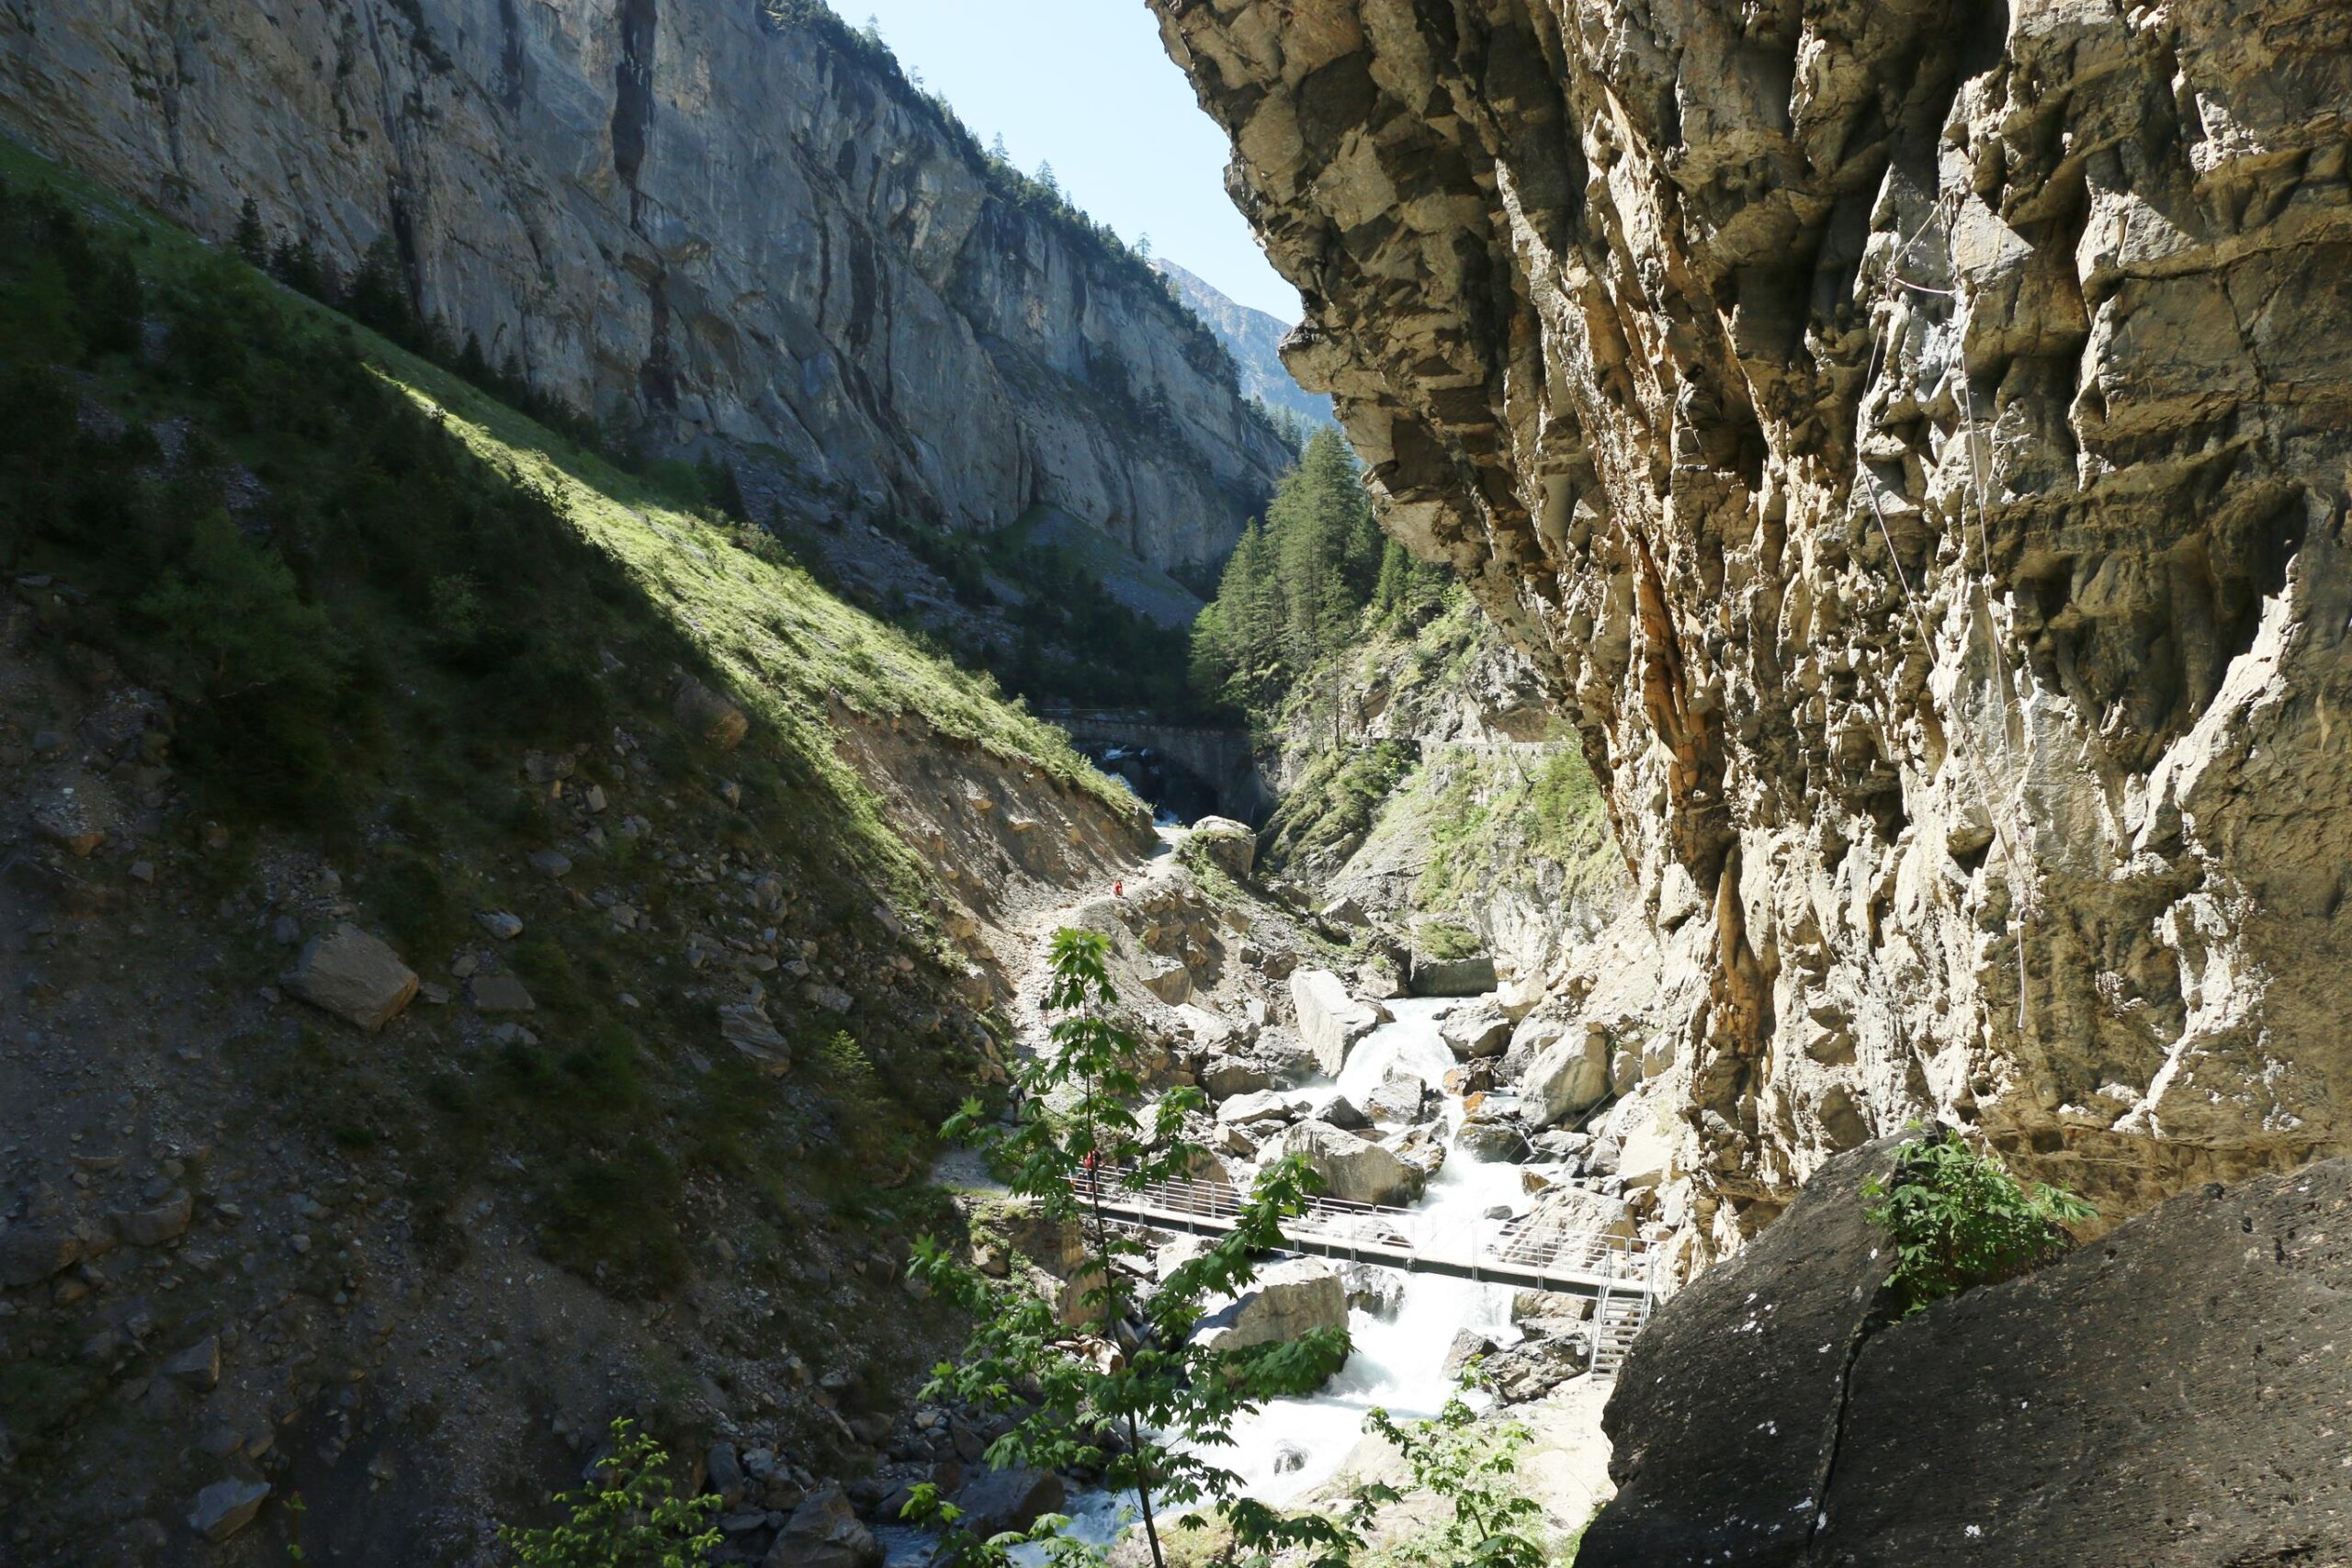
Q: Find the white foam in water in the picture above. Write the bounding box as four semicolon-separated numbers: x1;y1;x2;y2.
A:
893;1000;1530;1561
1215;998;1525;1503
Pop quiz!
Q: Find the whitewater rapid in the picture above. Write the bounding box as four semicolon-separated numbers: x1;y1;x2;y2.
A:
882;999;1527;1562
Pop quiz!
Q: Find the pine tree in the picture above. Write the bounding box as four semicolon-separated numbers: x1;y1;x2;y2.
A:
1037;160;1058;197
989;131;1010;164
232;198;268;267
1270;426;1381;665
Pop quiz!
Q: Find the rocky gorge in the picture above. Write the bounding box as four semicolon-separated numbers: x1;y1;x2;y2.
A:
2;0;2349;1562
1152;0;2352;1269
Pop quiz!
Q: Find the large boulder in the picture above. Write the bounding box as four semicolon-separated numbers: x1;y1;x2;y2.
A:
1454;1106;1532;1161
1259;1121;1422;1206
1514;1183;1637;1250
1289;968;1390;1076
281;925;418;1032
1582;1146;2352;1567
1440;1002;1512;1059
1199;1055;1271;1100
1193;1258;1348;1353
765;1484;880;1568
1184;816;1256;880
1411;953;1498;997
947;1467;1065;1540
1364;1069;1432;1125
1522;1026;1611;1126
1216;1089;1305;1127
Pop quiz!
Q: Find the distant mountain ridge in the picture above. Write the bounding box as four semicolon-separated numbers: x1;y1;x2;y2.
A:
1155;259;1336;431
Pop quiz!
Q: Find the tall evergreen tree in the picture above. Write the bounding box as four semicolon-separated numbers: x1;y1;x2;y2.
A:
1190;427;1388;718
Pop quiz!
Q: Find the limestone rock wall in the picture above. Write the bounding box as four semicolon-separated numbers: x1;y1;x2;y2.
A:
0;0;1291;569
1153;0;2352;1260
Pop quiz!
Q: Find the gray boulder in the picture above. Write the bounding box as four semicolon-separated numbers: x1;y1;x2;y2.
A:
1441;1328;1499;1380
1199;1055;1271;1100
1454;1108;1532;1161
1580;1142;2352;1566
1185;816;1257;880
766;1484;881;1568
1259;1121;1422;1206
1317;1093;1372;1131
1411;953;1498;996
469;974;537;1013
187;1479;270;1544
1216;1089;1304;1127
1365;1070;1432;1125
1340;1260;1406;1319
1290;967;1390;1075
1523;1026;1611;1126
947;1466;1065;1540
1440;1002;1512;1059
281;925;418;1032
1194;1258;1348;1353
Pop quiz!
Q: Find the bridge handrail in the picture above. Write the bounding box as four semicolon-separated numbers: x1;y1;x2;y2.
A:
1069;1167;1657;1297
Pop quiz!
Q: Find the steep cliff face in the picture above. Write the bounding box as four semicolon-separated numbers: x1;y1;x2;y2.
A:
1155;257;1337;427
0;0;1291;570
1155;0;2352;1258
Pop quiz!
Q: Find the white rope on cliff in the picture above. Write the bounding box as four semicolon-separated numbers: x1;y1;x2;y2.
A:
1859;202;2039;1036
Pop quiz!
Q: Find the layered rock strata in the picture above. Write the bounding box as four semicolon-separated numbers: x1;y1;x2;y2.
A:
1155;0;2352;1258
0;0;1291;568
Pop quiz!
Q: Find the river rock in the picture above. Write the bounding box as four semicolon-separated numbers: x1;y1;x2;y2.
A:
1339;1261;1406;1320
1216;1089;1303;1127
1317;1093;1371;1131
1440;1002;1512;1060
1441;1329;1499;1381
946;1466;1064;1540
1523;1027;1611;1127
1410;953;1498;997
280;924;418;1032
1364;1070;1431;1126
1198;1055;1269;1100
1454;1108;1531;1162
766;1483;879;1568
1259;1122;1422;1207
1289;968;1389;1076
1193;1258;1347;1353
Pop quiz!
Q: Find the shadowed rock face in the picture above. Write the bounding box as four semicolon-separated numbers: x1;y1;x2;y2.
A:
0;0;1291;570
1152;0;2352;1261
1582;1145;2352;1566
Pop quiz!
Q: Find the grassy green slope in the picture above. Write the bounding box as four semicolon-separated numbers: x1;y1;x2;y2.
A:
0;133;1122;1396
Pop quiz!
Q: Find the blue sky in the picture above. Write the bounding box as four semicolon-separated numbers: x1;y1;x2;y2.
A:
852;0;1302;322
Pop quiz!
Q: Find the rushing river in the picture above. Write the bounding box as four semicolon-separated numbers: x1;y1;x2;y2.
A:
883;999;1528;1563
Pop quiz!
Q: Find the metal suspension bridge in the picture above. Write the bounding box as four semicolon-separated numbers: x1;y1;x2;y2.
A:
1073;1167;1658;1376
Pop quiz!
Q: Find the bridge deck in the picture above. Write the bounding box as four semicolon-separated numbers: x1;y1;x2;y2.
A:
1073;1168;1659;1307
